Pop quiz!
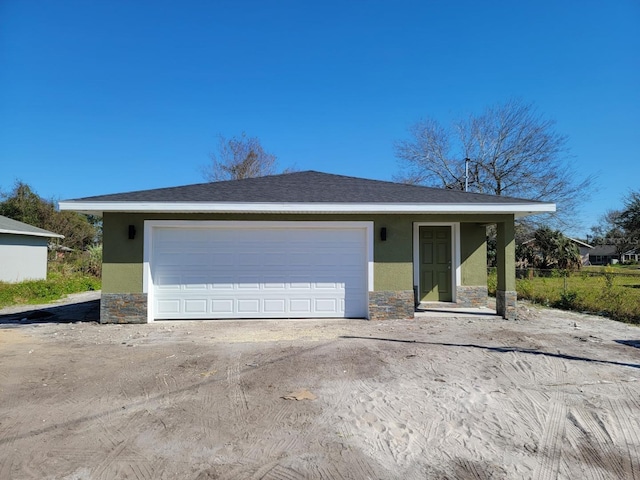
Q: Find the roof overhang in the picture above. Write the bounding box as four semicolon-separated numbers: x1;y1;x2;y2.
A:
0;228;64;239
59;201;556;217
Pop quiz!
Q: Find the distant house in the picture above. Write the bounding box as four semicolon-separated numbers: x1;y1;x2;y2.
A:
0;215;64;283
621;247;640;264
521;236;593;267
588;245;619;265
568;237;593;266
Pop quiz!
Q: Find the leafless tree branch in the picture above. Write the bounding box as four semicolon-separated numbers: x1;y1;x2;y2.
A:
394;99;594;229
202;133;281;182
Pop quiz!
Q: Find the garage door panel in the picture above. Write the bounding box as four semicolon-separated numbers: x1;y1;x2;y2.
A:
183;276;208;289
238;299;260;313
264;278;286;289
315;298;338;312
290;298;312;313
264;299;286;313
211;299;234;313
157;299;181;314
184;299;208;313
237;277;261;289
152;225;368;319
156;274;182;289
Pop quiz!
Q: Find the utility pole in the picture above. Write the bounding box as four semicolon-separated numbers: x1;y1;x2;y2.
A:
464;158;470;192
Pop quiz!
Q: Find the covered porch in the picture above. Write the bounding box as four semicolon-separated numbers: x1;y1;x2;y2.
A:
412;216;517;320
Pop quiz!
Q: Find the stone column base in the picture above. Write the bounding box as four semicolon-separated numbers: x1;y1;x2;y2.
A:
456;286;488;307
496;290;517;320
368;290;415;320
101;293;147;324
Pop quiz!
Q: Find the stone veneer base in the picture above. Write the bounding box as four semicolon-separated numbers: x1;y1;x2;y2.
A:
368;290;415;321
456;286;488;308
496;290;517;320
101;293;148;324
101;291;419;323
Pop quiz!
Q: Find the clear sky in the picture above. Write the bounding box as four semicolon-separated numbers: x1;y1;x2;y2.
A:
1;0;638;237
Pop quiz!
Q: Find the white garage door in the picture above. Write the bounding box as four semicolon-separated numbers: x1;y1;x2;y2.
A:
149;223;369;319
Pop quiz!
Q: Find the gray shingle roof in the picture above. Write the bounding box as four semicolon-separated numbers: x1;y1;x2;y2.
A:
66;171;545;205
0;215;64;238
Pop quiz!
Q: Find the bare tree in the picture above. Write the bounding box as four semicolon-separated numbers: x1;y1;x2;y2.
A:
394;99;593;228
202;133;279;182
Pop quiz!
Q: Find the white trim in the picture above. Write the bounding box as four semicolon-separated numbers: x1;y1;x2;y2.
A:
143;220;374;322
60;201;555;216
413;223;460;303
567;237;594;249
0;228;64;239
143;221;153;323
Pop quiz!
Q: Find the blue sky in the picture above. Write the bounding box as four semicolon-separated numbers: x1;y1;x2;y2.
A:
1;0;638;237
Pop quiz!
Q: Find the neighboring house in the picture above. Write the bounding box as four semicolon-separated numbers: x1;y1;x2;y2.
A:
590;245;640;265
569;238;594;266
521;237;593;267
621;247;640;263
0;215;64;283
60;171;554;323
589;245;619;265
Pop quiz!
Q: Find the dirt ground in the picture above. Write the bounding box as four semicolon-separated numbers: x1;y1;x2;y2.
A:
1;297;639;480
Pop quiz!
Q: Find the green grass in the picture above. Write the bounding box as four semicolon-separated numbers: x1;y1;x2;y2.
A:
488;267;640;324
0;260;101;309
582;264;640;275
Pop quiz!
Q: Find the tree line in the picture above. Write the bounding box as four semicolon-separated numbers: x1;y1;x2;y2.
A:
0;182;100;251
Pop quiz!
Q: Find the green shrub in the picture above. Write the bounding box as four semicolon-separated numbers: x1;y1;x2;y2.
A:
555;290;579;310
487;268;497;295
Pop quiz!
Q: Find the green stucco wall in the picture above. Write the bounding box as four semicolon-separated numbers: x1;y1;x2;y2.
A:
102;213;144;293
460;223;487;286
102;212;510;294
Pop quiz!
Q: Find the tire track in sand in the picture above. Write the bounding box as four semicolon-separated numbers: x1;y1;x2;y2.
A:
606;385;640;480
566;401;630;479
532;358;567;480
0;410;31;480
250;461;307;480
227;354;249;425
305;378;385;479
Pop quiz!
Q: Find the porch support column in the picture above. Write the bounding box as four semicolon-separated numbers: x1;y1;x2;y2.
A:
496;217;517;319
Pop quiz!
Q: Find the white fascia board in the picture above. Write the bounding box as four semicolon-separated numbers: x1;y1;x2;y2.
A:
0;228;64;239
59;201;556;216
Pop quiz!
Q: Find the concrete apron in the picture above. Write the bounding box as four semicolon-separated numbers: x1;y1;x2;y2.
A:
415;303;500;319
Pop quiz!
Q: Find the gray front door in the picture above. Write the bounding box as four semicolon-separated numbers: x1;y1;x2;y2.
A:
419;226;452;302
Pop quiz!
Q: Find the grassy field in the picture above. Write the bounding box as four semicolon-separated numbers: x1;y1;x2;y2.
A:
489;266;640;324
0;258;101;309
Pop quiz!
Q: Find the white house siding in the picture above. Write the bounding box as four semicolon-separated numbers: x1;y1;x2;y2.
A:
0;234;49;283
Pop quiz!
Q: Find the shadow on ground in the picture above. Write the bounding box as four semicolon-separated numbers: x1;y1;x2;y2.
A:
0;300;100;325
615;339;640;349
341;335;640;370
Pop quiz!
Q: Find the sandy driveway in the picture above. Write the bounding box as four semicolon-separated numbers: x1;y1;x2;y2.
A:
0;299;639;480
